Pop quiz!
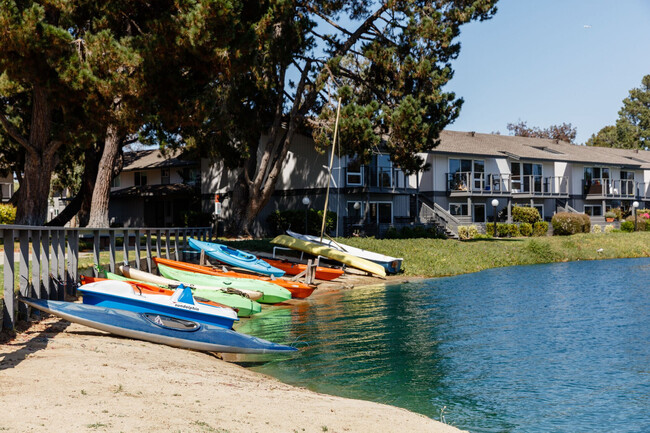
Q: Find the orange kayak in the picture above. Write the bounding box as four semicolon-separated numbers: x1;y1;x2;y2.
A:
153;257;317;299
261;258;343;281
80;275;232;310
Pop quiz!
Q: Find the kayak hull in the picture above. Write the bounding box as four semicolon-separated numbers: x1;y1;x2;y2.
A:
261;258;343;281
189;238;285;277
271;235;387;277
21;298;296;354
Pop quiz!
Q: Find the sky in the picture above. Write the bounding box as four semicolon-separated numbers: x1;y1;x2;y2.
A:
446;0;650;144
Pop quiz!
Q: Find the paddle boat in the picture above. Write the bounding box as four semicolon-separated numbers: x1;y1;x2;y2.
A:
78;280;238;329
188;238;285;277
21;298;296;354
156;262;292;304
286;230;403;274
271;235;387;277
154;257;317;299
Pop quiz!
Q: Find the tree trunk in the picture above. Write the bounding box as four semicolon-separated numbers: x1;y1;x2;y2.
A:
86;124;122;228
14;85;61;225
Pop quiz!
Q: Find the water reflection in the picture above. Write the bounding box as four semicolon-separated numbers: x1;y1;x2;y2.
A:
239;258;650;433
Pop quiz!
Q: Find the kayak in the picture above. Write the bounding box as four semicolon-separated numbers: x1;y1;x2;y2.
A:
21;298;296;354
286;230;403;274
90;273;262;318
271;235;386;277
119;265;263;301
188;238;285;277
154;257;317;299
78;280;238;329
156;262;292;304
261;258;344;281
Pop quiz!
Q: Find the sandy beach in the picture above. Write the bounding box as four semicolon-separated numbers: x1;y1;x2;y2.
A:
0;273;462;433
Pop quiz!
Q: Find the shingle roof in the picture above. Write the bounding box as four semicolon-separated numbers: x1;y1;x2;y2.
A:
121;149;196;171
435;130;650;168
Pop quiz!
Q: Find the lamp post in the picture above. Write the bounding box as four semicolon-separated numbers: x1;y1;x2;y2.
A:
491;199;499;237
302;196;311;234
633;201;639;231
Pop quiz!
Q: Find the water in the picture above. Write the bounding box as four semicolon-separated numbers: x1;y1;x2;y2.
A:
234;258;650;432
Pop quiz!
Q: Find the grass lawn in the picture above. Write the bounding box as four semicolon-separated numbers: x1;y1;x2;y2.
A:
221;232;650;278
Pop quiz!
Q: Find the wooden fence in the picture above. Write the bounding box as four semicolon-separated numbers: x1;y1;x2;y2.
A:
0;225;212;331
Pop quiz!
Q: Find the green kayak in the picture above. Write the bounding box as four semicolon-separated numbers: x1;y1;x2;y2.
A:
104;272;262;318
156;263;292;304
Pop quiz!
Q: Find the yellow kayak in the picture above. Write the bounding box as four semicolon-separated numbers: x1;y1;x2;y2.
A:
271;235;386;277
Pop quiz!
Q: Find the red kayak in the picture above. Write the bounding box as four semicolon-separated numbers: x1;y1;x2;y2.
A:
261;258;343;281
153;257;317;299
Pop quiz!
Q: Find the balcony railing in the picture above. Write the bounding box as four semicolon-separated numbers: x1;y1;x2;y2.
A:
582;178;642;198
447;173;569;196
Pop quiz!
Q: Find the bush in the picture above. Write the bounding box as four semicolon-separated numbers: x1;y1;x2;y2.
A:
468;225;479;239
266;209;336;236
551;212;591;236
457;225;469;240
512;206;541;224
620;221;635;232
0;204;16;224
519;222;533;236
508;223;520;237
496;223;510;237
533;221;549;237
604;224;615;234
624;215;648;231
592;224;602;234
604;211;616;219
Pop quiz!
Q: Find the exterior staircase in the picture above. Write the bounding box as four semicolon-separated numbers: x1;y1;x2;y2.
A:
556;198;580;214
418;196;459;239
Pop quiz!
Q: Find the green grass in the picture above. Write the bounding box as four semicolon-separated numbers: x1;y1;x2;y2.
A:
221;232;650;278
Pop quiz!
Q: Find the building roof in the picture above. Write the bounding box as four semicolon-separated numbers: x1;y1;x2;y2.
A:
121;149;196;171
435;130;650;168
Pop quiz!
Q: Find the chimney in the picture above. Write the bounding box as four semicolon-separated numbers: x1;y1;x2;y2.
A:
469;131;475;137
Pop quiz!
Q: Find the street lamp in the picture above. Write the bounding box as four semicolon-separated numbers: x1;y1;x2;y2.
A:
491;199;499;237
633;201;639;231
302;196;311;234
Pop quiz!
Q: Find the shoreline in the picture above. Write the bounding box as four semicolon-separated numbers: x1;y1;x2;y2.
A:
0;274;462;433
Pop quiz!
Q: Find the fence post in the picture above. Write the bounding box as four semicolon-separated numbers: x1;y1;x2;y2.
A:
155;229;161;258
165;229;171;260
31;229;41;299
109;230;116;273
18;230;30;320
56;229;65;300
93;230;100;277
67;229;79;296
122;229;130;267
134;229;141;270
174;229;180;261
41;229;50;299
145;230;152;273
3;228;15;329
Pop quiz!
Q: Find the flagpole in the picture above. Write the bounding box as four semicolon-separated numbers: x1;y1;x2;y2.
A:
320;97;342;242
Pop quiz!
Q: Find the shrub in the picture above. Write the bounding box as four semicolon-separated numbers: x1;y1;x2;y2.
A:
551;212;591;236
457;225;469;240
508;223;520;237
266;209;336;236
625;215;648;231
592;224;602;234
512;206;541;224
0;204;16;224
485;222;497;237
468;225;479;239
604;211;616;219
604;224;615;234
533;221;549;237
612;207;623;221
519;222;533;236
620;221;635;232
496;223;510;237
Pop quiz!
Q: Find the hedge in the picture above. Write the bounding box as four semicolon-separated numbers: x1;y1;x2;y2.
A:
512;206;541;224
533;221;549;236
551;212;590;236
0;203;16;225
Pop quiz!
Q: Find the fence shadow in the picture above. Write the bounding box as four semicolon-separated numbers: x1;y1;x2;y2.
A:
0;317;70;371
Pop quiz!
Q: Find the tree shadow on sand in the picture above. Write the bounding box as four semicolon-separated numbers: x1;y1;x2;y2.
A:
0;318;70;371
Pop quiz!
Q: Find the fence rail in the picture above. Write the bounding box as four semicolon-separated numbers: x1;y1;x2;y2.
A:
1;225;212;331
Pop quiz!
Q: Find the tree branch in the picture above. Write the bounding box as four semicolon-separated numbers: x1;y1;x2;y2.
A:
0;111;32;151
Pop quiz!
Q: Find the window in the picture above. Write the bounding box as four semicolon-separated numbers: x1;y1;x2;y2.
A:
584;205;602;217
182;168;200;186
134;171;147;186
449;203;468;216
448;158;483;191
511;162;542;193
368;202;392;224
620;171;634;196
347;157;363;186
111;175;121;188
161;168;170;185
584;167;610;195
347;201;364;222
473;204;485;222
371;154;392;188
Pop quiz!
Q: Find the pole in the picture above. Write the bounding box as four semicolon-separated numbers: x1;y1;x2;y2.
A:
320;97;342;243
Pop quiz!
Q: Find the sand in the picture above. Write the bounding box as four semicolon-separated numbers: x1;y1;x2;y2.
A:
0;274;463;433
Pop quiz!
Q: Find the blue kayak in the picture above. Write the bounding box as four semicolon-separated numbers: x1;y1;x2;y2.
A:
21;298;297;354
188;238;285;277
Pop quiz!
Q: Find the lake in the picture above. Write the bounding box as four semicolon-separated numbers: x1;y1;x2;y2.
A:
235;258;650;432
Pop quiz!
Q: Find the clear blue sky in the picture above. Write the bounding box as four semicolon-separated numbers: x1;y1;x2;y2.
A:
447;0;650;144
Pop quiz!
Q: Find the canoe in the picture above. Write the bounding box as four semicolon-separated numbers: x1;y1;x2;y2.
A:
78;280;238;329
156;262;292;304
154;257;317;299
21;298;296;354
286;230;403;274
119;265;263;301
188;238;285;277
261;258;344;281
89;273;262;318
271;235;387;277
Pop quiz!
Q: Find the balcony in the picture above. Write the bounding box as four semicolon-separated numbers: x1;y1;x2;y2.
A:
447;173;569;197
1;182;13;202
343;166;412;191
582;178;642;199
